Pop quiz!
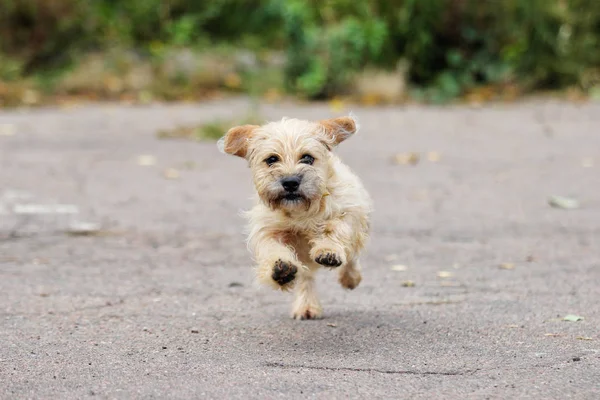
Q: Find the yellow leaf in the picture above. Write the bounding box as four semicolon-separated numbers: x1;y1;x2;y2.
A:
329;98;345;112
164;168;180;180
137;155;156;166
392;152;420;166
427;151;441;162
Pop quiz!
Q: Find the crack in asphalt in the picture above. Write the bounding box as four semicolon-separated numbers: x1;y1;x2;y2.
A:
264;361;474;376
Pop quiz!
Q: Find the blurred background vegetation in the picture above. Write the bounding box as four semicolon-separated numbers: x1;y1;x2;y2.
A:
1;0;599;107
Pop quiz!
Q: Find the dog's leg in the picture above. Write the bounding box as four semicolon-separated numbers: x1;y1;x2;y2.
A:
338;258;362;290
309;224;347;269
311;211;369;269
250;229;301;291
291;266;322;320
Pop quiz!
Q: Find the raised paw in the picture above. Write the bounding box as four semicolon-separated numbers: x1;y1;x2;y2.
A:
314;250;343;268
271;259;297;287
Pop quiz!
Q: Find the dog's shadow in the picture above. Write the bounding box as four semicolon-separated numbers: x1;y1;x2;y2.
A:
251;307;477;373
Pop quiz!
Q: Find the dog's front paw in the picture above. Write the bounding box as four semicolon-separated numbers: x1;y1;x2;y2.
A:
314;249;344;268
271;259;297;289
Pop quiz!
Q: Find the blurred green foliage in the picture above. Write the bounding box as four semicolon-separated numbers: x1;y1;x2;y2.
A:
1;0;599;102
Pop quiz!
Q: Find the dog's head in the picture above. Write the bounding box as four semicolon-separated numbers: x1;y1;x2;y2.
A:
218;115;358;211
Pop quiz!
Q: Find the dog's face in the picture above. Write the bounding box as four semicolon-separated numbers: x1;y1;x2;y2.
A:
219;116;358;211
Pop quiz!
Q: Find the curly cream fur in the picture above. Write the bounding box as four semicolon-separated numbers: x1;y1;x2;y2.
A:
220;115;372;320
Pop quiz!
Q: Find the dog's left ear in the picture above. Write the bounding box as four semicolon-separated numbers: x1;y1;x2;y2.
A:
218;125;259;158
318;114;359;148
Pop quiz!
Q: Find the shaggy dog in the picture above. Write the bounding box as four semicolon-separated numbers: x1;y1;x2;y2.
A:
219;115;372;319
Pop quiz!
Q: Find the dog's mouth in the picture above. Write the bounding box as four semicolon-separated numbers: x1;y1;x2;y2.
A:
268;192;309;210
282;193;304;201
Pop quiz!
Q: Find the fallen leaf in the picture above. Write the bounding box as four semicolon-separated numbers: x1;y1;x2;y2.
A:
0;124;15;136
401;280;415;287
544;333;561;337
427;151;441;162
576;336;593;341
329;98;345;112
327;323;337;328
137;155;156;166
563;315;584;322
499;263;515;270
393;152;420;166
437;271;453;278
13;204;79;215
163;168;180;180
66;222;101;236
390;264;407;272
581;157;594;168
548;195;579;210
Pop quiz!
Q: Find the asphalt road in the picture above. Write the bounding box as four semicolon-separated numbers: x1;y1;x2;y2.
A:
1;99;599;399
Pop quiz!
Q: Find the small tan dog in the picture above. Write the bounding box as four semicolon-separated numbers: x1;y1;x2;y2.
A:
218;115;372;319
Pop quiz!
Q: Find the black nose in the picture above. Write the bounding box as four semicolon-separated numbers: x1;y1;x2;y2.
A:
281;176;301;192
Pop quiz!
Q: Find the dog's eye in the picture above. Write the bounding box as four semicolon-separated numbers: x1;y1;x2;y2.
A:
299;154;315;165
265;155;279;166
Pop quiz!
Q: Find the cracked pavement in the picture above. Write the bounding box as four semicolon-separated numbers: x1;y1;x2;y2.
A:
1;99;599;399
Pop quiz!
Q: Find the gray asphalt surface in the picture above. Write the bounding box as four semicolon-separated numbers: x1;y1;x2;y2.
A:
1;99;599;399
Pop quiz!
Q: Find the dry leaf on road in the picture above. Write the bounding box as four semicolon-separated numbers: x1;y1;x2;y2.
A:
393;152;420;165
0;124;16;136
548;196;579;210
137;155;156;166
563;315;584;322
499;263;515;270
427;151;441;162
164;168;180;180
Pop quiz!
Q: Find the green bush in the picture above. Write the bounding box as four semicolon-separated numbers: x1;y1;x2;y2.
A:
278;0;600;100
1;0;599;102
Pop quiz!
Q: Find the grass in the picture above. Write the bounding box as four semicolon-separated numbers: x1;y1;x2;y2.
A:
156;113;265;142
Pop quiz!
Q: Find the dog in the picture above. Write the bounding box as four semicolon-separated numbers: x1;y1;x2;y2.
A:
218;115;372;319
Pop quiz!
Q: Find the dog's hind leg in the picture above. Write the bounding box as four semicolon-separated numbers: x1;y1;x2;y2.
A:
338;258;362;290
291;264;322;320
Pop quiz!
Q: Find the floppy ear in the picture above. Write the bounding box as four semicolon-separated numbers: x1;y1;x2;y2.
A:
318;115;359;148
217;125;258;158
